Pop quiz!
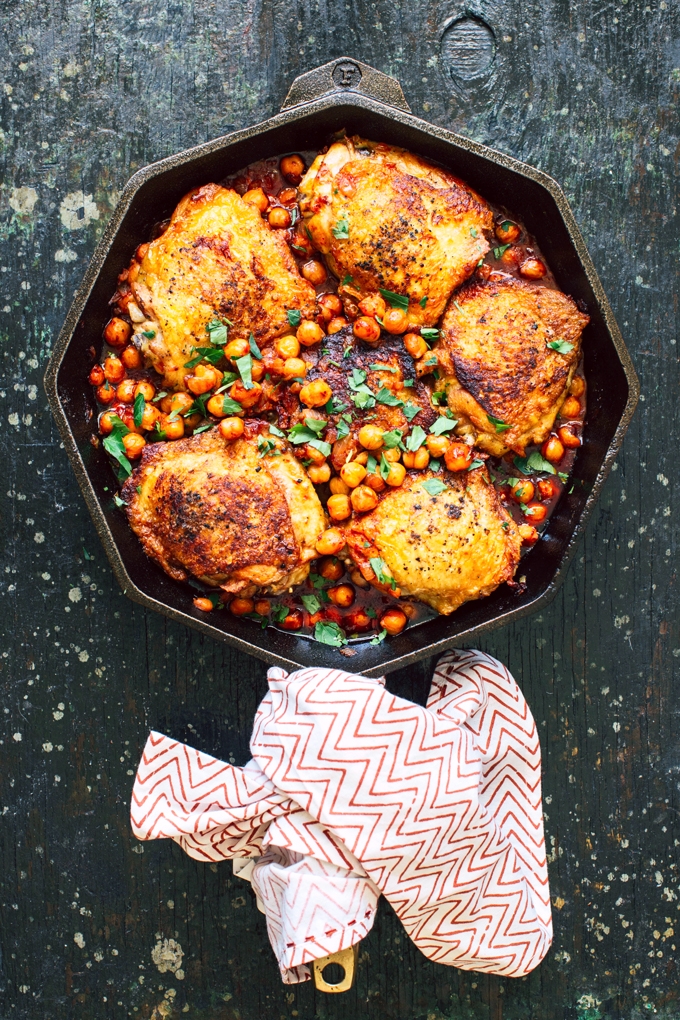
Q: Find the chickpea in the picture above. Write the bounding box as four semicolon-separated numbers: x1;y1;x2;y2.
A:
520;258;547;279
345;608;373;631
225;338;250;360
385;462;406;487
230;380;262;409
104;317;132;348
327;493;351;521
297;320;325;347
283;357;308;379
569;375;586;397
122;433;146;459
318;557;344;582
358;424;384;450
560;395;582;419
303;443;327;465
538;478;558;500
98;410;118;434
300;379;332;407
403;332;428;359
358;293;387;319
254;599;271;617
500;245;523;266
206;393;228;418
353;316;381;343
403;447;430;470
159;395;174;413
340;461;367;488
280;609;303;630
524;501;548;523
159;413;185;440
510;479;535;504
134;381;156;401
193;596;214;612
116;378;137;403
328;584;355;608
250;360;265;382
187;364;222;395
308;462;331;484
104;356;125;384
383;447;401;463
495;219;521;244
329;476;351;496
558;425;581;449
268;207;292;229
301;260;327;286
280;154;306;184
219;416;245;440
169;392;194;415
380;608;408;636
97;381;116;404
230;597;255;616
351;485;379;513
426;434;450;458
518;523;539;545
343;298;360;321
327;316;348;334
121;345;142;370
382;308;409;334
242;187;269;213
542;435;565;462
350;569;369;588
315;528;344;556
89;364;105;386
278;187;298;206
317;293;343;321
444;442;473;472
354;451;369;465
275;334;300;359
365;472;387;493
141;403;160;430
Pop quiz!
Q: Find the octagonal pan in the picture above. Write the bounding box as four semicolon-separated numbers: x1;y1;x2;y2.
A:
44;58;638;677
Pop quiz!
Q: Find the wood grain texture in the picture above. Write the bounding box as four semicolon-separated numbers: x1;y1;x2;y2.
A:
0;1;678;1017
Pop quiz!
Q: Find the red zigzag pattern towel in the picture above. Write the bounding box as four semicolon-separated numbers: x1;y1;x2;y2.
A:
131;650;552;983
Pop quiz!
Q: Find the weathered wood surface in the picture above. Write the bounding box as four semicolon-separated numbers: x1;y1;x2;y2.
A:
1;1;678;1017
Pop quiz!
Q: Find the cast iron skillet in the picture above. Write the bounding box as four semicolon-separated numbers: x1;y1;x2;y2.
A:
44;58;638;677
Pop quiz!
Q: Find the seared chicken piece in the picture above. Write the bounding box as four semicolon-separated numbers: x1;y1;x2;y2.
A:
298;136;492;327
129;183;316;389
122;426;326;595
436;276;589;456
344;468;521;615
275;325;438;471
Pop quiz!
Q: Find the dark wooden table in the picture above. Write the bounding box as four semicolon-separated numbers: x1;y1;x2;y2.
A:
1;3;678;1017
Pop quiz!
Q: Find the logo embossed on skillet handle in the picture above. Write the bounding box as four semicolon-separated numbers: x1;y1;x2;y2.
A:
281;57;411;112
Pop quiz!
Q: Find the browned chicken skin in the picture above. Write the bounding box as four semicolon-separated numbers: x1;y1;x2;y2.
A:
435;276;590;456
299;136;493;327
122;426;327;595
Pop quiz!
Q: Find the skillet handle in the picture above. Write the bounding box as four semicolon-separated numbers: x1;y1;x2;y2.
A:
281;58;411;112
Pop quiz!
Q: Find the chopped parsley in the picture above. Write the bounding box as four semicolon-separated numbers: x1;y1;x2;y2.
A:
420;327;439;341
301;593;322;614
431;390;447;406
379;453;391;481
419;296;428;308
493;244;511;259
429;417;457;436
103;422;132;480
366;454;378;474
341;273;353;286
249;334;263;360
314;620;347;647
381;428;404;449
468;458;485;471
286;309;302;328
402;401;421;421
547;339;575;354
514;451;557;476
235;354;254;389
268;423;286;438
184;345;225;368
206;318;229;346
487;413;512;433
375;387;403;407
369;363;398;373
272;604;290;624
142;329;156;339
406;426;427;451
369;556;396;589
332;217;350;240
133;391;145;429
113;492;127;508
336;419;350;439
470;227;478;238
421;478;447;496
193;422;215;434
221;395;243;415
379;288;409;311
370;629;388;645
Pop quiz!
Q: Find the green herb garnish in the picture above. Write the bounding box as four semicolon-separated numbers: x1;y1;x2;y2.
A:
429;417;457;436
133;391;145;430
419;296;428;308
113;493;127;508
371;629;388;645
314;620;347;647
547;339;575;354
249;334;262;360
420;327;439;341
422;478;447;496
493;244;511;259
402;401;421;421
103;423;132;480
221;395;243;415
332;218;350;240
301;594;322;614
272;604;290;624
369;556;396;589
381;428;404;449
286;309;302;328
235;354;254;389
406;426;427;451
468;458;484;471
379;453;391;481
375;387;403;408
514;451;557;476
379;288;409;311
487;413;512;433
369;363;398;373
206;319;229;346
142;329;156;339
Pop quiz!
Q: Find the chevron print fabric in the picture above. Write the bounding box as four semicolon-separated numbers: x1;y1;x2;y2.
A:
131;650;551;983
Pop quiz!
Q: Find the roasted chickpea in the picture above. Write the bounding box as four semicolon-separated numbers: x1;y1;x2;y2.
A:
301;260;327;286
242;187;269;213
569;375;586;397
327;316;348;334
350;569;369;588
230;380;262;409
275;334;300;359
89;364;105;386
254;599;271;617
358;293;387;319
520;257;547;279
169;392;194;415
316;528;346;556
319;556;344;582
340;461;367;488
343;298;360;321
403;332;428;359
278;187;298;206
225;338;250;360
537;478;558;500
317;293;343;322
558;425;581;449
426;435;450;458
206;393;227;418
495;219;521;244
344;608;374;632
141;403;160;430
308;462;331;484
250;360;265;382
500;245;523;266
159;413;185;440
382;307;409;334
159;395;174;413
282;357;308;379
219;416;245;441
302;444;326;465
116;379;136;403
98;410;118;434
329;477;351;496
358;424;384;450
280;154;306;184
104;317;132;349
402;447;430;470
354;451;369;465
560;395;582;419
121;345;142;370
518;523;539;545
297;319;325;347
193;597;214;612
351;485;379;513
524;501;548;523
268;207;292;229
328;584;355;608
511;479;535;504
96;381;116;404
365;472;387;493
299;379;332;407
280;609;303;631
122;433;146;459
385;462;406;487
187;364;223;394
380;607;408;635
230;597;255;616
444;442;473;472
134;381;156;402
353;316;381;343
103;356;125;384
327;493;351;521
542;435;565;462
382;447;401;463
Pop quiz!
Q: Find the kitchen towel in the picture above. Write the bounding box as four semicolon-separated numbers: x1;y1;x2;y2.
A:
131;649;552;983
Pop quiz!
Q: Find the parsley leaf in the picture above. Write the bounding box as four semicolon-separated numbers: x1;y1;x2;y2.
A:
336;419;350;439
193;422;215;434
133;391;145;429
369;556;396;589
142;329;156;339
371;628;388;645
348;368;367;388
206;319;229;346
431;390;447;406
402;401;421;421
184;346;225;368
272;604;290;624
221;395;243;415
369;363;398;373
113;492;127;508
366;454;378;475
303;417;327;435
314;620;347;647
308;438;332;457
375;387;403;407
268;424;286;438
547;339;575;355
379;288;409;311
286;309;302;328
420;327;439;341
381;428;403;449
514;451;557;475
487;413;512;433
406;426;427;452
352;387;376;410
419;296;428;309
301;593;322;614
468;458;484;471
493;244;511;259
429;417;457;436
103;426;132;480
332;217;349;240
249;334;262;360
422;478;446;496
235;354;254;389
379;453;391;481
430;458;441;472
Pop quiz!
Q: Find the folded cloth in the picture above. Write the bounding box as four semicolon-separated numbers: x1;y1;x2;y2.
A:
131;650;552;983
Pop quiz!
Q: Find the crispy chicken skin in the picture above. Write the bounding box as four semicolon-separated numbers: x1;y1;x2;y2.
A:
345;468;521;615
122;427;327;595
130;183;316;389
436;276;590;456
298;136;493;327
